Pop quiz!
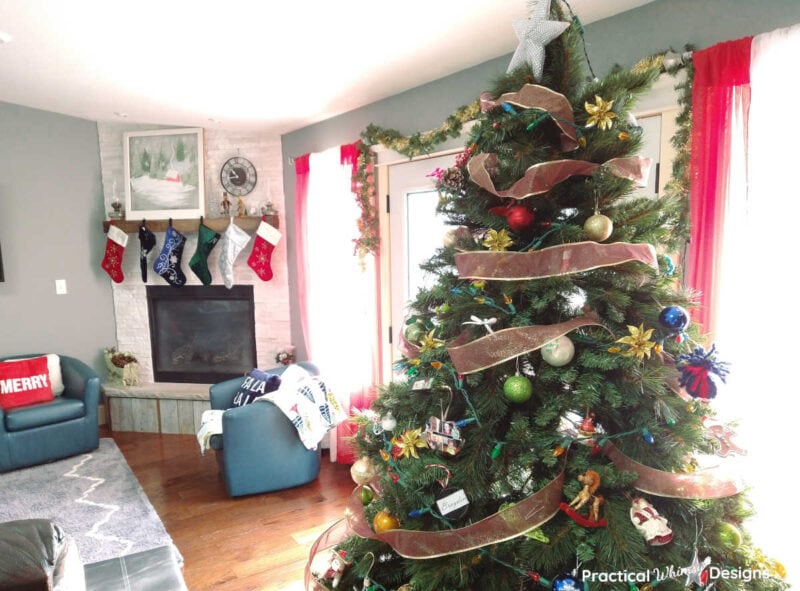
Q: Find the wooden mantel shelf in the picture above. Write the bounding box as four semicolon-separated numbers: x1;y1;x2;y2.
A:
102;215;278;234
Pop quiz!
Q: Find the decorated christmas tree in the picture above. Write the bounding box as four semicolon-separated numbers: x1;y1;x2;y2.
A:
307;2;787;590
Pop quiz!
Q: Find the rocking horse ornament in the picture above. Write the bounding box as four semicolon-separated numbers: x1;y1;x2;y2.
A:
559;470;608;527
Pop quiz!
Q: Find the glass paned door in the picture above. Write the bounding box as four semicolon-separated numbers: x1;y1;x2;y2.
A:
388;154;455;362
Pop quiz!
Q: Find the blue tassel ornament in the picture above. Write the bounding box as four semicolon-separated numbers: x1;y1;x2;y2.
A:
676;344;730;400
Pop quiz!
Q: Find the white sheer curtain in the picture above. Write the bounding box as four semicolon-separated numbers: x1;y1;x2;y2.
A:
716;24;800;581
302;146;378;463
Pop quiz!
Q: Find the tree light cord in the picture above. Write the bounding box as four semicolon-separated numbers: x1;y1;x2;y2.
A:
520;222;565;251
559;0;596;79
448;367;482;427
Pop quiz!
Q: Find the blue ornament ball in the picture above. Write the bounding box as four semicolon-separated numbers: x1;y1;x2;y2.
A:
658;305;690;333
552;573;583;591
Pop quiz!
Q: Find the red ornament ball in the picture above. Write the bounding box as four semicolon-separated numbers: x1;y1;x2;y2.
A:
506;206;535;232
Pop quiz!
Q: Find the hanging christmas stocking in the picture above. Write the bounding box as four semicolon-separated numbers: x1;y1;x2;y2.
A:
153;223;187;287
138;223;156;282
101;223;129;283
189;220;220;285
218;221;251;289
247;216;281;281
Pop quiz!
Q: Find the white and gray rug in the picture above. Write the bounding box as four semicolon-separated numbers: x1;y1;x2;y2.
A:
0;438;180;565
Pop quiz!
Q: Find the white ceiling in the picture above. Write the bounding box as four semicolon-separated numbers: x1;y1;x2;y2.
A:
0;0;656;135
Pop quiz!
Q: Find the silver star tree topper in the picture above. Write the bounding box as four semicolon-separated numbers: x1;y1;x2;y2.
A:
507;0;570;79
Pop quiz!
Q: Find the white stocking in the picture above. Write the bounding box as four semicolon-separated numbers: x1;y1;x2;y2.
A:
218;221;251;289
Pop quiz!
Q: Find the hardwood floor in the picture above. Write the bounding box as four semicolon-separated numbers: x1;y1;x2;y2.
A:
107;430;355;591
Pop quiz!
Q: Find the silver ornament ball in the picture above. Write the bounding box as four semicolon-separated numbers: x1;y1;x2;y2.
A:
541;335;575;367
350;456;379;485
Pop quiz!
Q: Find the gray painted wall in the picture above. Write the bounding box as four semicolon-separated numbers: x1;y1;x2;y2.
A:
584;0;800;75
0;102;115;372
281;0;800;358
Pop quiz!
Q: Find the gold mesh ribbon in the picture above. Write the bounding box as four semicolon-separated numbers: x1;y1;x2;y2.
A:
342;471;565;559
304;443;744;575
604;441;746;498
467;153;651;200
447;317;603;374
479;85;579;152
455;241;658;281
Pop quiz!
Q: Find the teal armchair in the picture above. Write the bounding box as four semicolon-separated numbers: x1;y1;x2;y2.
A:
0;354;100;473
208;362;322;497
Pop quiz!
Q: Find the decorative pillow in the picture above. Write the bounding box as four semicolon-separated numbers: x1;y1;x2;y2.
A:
1;354;64;396
260;365;347;450
231;368;281;407
0;356;55;410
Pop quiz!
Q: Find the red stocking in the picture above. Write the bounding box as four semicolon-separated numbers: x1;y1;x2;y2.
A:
247;217;281;281
101;224;129;283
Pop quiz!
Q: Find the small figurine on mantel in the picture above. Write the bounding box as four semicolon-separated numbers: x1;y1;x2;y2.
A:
237;196;247;217
221;192;232;216
261;201;277;216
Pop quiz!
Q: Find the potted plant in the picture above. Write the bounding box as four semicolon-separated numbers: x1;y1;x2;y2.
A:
104;347;140;386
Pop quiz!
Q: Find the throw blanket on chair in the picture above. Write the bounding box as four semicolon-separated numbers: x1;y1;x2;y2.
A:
196;365;347;454
259;365;348;450
197;409;224;454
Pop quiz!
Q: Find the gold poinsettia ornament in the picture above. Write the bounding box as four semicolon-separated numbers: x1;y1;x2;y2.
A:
392;428;429;459
483;228;514;251
585;95;617;130
418;330;445;354
614;324;656;360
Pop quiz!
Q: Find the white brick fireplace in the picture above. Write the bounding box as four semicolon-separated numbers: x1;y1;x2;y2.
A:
98;124;293;385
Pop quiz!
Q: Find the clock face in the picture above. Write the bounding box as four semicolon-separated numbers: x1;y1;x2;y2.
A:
220;157;257;196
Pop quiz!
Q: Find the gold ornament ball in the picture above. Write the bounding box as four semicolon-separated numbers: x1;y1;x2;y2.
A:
541;335;575;367
771;560;787;579
373;509;401;534
350;456;378;485
397;585;415;591
584;213;614;242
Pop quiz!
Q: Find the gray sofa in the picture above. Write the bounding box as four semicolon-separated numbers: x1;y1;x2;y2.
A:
0;519;187;591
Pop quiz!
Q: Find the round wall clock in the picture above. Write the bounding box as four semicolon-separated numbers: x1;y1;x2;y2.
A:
220;156;257;196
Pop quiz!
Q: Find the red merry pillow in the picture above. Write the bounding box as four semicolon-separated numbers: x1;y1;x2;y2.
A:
0;356;55;410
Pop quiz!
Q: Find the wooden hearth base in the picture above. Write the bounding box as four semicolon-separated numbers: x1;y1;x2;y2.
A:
103;382;211;434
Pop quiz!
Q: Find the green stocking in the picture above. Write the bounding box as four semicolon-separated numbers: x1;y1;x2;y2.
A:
189;222;220;285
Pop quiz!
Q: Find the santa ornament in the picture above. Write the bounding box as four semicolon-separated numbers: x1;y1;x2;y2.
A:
310;548;352;589
629;497;673;546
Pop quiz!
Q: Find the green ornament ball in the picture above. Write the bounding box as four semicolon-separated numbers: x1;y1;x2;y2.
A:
360;484;374;505
503;375;533;403
718;522;743;550
404;322;426;344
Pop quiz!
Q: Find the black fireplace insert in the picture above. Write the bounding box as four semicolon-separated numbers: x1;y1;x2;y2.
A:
146;285;257;383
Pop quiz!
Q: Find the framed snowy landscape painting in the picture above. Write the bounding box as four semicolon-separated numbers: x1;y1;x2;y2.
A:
123;128;205;219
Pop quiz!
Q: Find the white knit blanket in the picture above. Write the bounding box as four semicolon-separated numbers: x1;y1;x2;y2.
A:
196;409;224;455
195;365;347;453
